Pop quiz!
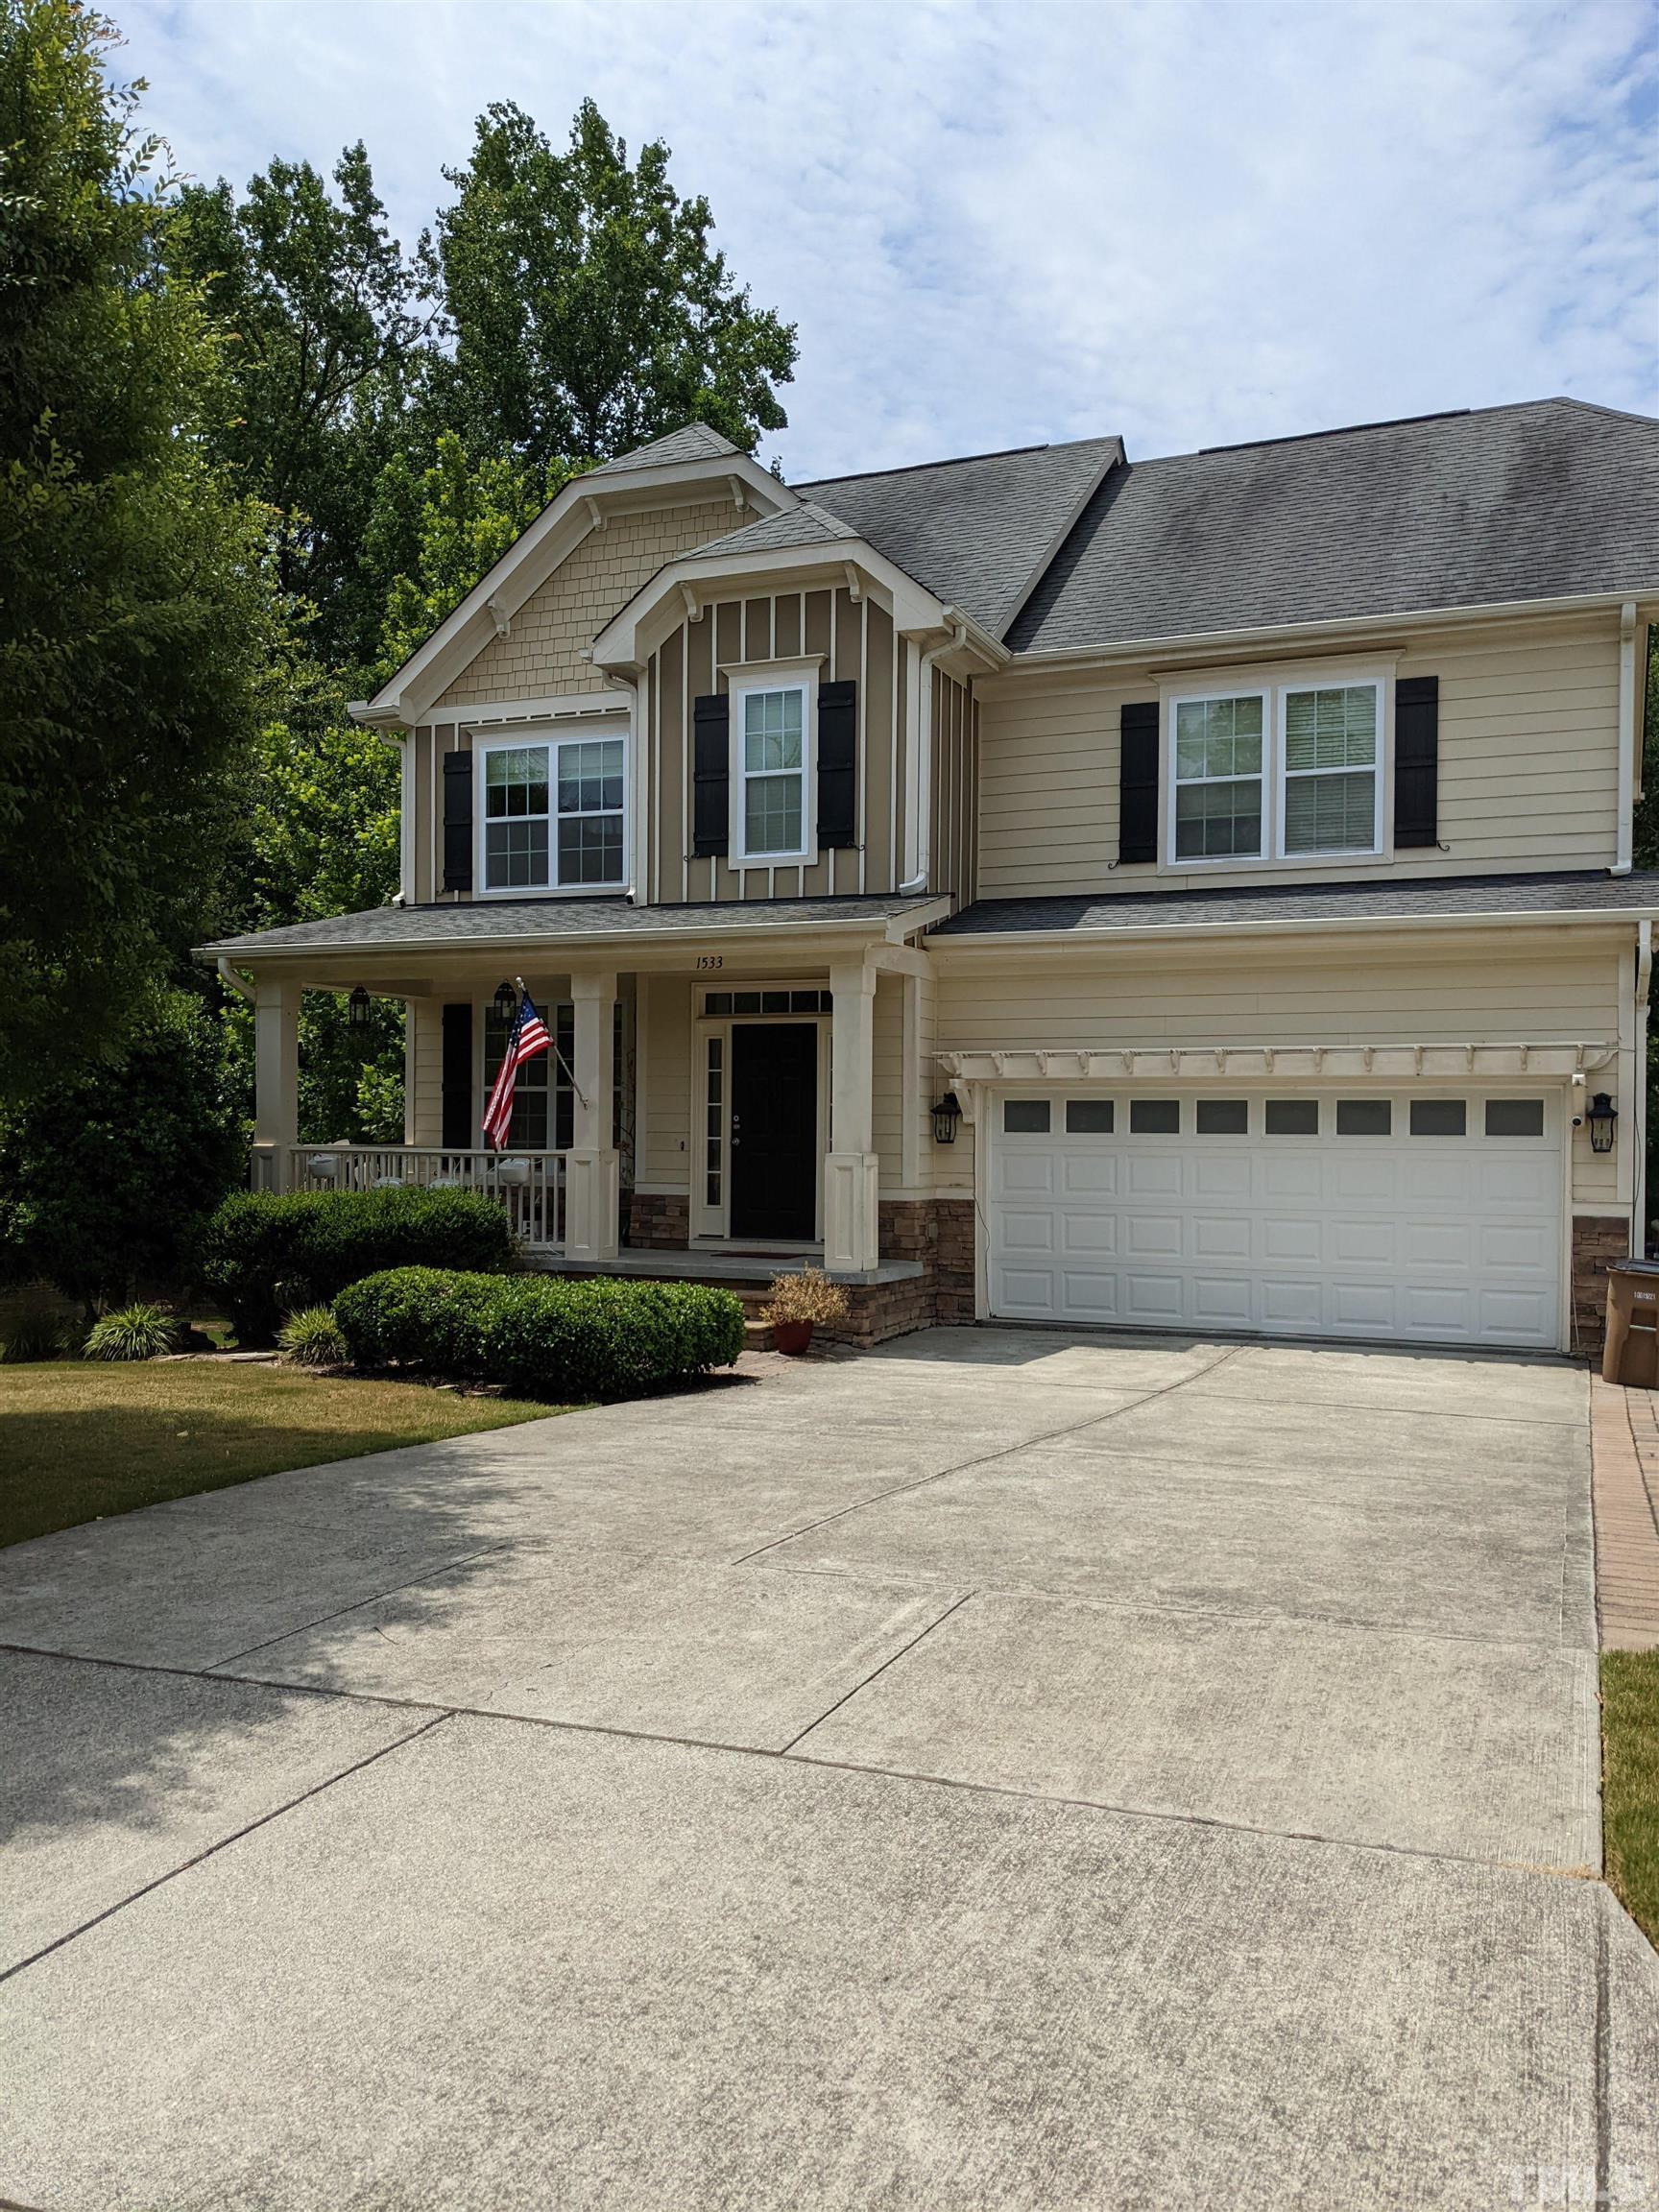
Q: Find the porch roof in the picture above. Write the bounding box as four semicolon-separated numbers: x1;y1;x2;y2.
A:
200;892;946;962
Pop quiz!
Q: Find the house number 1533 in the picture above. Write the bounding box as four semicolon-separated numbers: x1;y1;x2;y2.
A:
696;955;723;970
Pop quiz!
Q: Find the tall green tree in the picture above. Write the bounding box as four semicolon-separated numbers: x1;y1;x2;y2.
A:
0;0;271;1103
168;143;433;670
425;99;797;475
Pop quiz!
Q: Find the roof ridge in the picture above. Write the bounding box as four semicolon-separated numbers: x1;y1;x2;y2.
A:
794;440;1055;489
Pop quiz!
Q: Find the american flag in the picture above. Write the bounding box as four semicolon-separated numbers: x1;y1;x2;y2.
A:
482;988;551;1150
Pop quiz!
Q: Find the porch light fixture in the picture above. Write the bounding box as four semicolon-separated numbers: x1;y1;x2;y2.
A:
493;979;519;1027
1587;1093;1619;1155
347;985;373;1032
931;1091;963;1145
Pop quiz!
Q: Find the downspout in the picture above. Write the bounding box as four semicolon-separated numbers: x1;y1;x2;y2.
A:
1614;600;1637;875
900;607;969;895
216;957;254;1003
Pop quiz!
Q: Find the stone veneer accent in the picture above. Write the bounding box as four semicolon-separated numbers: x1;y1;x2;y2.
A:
1572;1214;1631;1354
626;1191;691;1250
816;1197;977;1348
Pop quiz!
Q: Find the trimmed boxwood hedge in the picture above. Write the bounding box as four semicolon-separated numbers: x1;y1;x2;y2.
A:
334;1267;745;1400
201;1189;516;1343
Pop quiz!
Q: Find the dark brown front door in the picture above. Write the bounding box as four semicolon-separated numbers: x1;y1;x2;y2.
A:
729;1023;818;1240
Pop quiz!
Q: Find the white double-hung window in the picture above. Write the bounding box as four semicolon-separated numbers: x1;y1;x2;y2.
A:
732;676;812;862
480;732;627;892
1166;672;1384;867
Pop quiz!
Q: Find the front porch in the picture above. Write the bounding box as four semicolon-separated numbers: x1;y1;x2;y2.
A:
220;900;966;1324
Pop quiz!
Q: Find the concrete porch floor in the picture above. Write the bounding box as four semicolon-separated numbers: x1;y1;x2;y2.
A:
1;1326;1654;2209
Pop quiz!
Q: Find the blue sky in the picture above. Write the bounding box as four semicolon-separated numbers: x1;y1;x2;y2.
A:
120;0;1658;481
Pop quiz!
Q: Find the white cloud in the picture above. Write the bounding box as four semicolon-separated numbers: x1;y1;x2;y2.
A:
119;0;1658;478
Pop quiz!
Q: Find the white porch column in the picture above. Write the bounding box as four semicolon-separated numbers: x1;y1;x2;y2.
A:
825;958;880;1274
565;971;620;1262
252;977;300;1192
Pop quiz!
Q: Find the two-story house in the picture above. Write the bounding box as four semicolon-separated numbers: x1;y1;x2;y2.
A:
203;400;1659;1355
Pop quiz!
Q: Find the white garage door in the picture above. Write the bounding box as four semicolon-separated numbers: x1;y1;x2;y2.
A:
988;1090;1562;1349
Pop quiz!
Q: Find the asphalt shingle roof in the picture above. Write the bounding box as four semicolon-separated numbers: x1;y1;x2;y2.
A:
932;872;1659;937
691;501;862;560
201;894;942;959
585;423;741;476
797;436;1123;638
1008;400;1659;653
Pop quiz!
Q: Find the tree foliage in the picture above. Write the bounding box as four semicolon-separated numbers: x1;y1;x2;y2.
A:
0;990;244;1306
0;0;272;1101
168;143;432;669
424;99;796;476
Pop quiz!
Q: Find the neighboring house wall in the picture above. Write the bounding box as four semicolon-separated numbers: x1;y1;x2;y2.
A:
432;499;738;710
932;933;1626;1209
645;589;909;902
974;609;1623;896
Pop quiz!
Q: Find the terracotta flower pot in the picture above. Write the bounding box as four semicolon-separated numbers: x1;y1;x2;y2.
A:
771;1319;814;1356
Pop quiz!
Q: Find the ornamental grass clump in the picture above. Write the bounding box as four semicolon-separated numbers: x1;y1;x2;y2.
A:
0;1306;73;1363
276;1306;350;1370
82;1303;180;1361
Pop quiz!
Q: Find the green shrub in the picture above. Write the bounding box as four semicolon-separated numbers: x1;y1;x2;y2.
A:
199;1188;517;1344
82;1303;180;1361
334;1267;745;1400
1;1305;72;1362
276;1305;350;1369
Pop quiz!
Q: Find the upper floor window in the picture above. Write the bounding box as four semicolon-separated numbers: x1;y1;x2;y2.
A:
1166;674;1384;868
481;733;626;893
733;678;812;863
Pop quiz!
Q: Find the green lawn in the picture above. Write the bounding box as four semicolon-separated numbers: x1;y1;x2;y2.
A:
0;1359;566;1549
1602;1651;1659;1947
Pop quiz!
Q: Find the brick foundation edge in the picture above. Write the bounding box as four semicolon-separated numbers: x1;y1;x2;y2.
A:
1572;1214;1631;1355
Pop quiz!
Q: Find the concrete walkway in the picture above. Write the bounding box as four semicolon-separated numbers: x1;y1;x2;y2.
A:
2;1328;1655;2209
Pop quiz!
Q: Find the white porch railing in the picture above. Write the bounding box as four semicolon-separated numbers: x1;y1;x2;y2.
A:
281;1145;567;1251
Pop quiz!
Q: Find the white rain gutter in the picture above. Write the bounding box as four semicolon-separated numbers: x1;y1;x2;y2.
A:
215;957;255;1002
1615;601;1639;875
901;607;970;894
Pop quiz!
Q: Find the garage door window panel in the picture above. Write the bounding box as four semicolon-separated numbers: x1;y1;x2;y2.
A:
1265;1099;1320;1136
1130;1099;1181;1134
1409;1099;1467;1137
1065;1099;1116;1134
1486;1098;1546;1138
1003;1100;1051;1134
1336;1099;1391;1137
1196;1099;1249;1135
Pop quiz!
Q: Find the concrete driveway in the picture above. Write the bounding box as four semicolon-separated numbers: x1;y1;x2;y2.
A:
2;1327;1655;2210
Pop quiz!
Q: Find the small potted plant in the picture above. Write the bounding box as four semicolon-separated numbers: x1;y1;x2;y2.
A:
760;1266;849;1355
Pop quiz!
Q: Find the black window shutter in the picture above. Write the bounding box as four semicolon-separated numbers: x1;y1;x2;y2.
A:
692;694;730;857
817;680;857;849
442;750;473;892
1394;676;1439;849
1118;702;1160;865
440;1002;473;1149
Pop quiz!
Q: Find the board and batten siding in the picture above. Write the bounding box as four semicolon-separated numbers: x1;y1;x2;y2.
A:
647;589;914;902
933;938;1625;1206
929;666;977;902
974;611;1623;897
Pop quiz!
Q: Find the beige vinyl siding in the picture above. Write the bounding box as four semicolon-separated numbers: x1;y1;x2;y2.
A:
408;998;445;1146
639;974;692;1190
976;611;1623;896
431;500;736;711
936;938;1623;1205
648;591;906;902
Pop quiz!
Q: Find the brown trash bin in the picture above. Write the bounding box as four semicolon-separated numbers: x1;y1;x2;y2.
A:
1602;1260;1659;1386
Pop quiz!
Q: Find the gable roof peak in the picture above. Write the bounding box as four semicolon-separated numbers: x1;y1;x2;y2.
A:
583;421;745;477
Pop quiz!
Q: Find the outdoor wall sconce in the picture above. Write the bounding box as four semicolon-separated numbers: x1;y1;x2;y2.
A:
931;1091;963;1145
1587;1092;1619;1155
347;986;373;1031
493;979;519;1026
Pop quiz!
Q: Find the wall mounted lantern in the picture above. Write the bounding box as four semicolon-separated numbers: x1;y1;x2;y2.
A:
493;979;519;1027
347;986;373;1031
1587;1093;1619;1155
931;1092;963;1145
